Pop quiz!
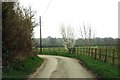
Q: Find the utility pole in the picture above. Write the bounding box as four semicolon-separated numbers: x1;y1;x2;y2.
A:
39;0;52;53
40;16;42;53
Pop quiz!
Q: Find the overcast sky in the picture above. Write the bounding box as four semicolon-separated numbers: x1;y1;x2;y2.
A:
19;0;119;38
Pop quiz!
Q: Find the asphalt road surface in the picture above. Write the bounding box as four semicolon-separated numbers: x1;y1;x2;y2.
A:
28;55;96;79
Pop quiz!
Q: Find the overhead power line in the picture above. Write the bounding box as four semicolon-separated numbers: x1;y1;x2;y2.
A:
42;0;53;16
39;0;53;53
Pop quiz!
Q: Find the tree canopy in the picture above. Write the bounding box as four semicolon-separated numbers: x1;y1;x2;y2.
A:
2;2;37;66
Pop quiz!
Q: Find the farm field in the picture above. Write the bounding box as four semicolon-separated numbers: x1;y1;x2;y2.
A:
34;46;118;64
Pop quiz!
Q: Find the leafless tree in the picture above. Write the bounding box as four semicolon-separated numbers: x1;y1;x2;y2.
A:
60;24;75;53
80;23;95;47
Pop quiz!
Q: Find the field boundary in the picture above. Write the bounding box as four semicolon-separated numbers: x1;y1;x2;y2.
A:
34;47;118;64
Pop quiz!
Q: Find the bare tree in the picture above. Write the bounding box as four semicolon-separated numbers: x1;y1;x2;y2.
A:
60;24;75;53
80;23;95;47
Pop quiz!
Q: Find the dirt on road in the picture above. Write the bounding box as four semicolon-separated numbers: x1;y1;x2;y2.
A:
28;55;96;79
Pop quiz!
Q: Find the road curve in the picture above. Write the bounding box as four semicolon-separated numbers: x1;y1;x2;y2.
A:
28;55;96;79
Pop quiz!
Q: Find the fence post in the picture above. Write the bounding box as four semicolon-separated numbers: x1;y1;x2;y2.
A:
84;47;85;54
112;49;115;64
99;48;101;60
94;48;97;59
88;47;90;56
104;48;107;63
91;48;93;57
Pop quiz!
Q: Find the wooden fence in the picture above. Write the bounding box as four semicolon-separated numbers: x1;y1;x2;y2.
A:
35;47;118;64
76;47;118;64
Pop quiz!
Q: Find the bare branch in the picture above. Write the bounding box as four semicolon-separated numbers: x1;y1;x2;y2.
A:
79;23;96;47
60;23;75;52
80;27;83;38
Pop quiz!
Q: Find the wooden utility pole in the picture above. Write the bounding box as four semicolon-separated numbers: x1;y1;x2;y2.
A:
39;0;52;53
40;16;42;53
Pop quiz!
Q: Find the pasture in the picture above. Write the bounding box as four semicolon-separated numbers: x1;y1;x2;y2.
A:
34;46;118;64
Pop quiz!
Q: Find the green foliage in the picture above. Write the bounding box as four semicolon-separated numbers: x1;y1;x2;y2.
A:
2;2;37;66
2;56;44;78
76;54;118;78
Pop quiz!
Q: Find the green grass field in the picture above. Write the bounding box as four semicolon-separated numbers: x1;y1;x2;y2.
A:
34;46;118;64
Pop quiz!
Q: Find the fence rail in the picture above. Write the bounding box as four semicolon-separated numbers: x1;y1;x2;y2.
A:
34;47;118;64
76;47;118;64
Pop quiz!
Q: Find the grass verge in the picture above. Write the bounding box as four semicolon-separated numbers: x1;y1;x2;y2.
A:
2;55;44;79
39;51;119;79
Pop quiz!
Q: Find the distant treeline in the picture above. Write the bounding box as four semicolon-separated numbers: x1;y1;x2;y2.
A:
33;36;118;47
75;37;118;46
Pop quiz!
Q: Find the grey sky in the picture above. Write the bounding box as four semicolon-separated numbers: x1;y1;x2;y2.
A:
19;0;119;38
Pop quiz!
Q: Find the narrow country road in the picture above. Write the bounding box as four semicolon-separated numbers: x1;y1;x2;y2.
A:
28;55;96;79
